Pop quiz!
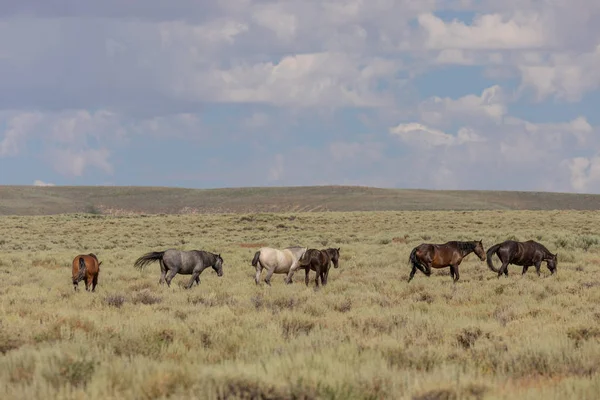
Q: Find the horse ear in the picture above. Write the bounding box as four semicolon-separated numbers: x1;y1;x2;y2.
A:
98;261;103;266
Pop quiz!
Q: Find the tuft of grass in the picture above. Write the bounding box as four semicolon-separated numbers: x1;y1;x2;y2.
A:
105;294;126;308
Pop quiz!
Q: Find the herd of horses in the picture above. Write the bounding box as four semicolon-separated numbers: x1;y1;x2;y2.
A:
71;239;558;292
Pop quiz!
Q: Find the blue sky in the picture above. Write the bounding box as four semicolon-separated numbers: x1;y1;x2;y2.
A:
1;0;600;193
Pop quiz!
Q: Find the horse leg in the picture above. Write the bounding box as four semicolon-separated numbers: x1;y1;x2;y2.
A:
195;276;200;285
255;263;263;285
305;267;310;286
522;265;529;275
449;266;456;281
453;265;460;282
408;265;418;282
165;269;178;287
159;260;167;285
92;274;98;292
534;262;541;277
186;271;200;289
265;268;275;286
498;263;510;278
314;265;321;287
423;262;432;277
284;261;300;284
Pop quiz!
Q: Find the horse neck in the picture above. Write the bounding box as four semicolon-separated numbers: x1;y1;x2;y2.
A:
457;242;476;257
324;249;337;261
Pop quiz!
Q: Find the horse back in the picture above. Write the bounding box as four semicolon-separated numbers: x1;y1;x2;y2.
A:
72;254;100;276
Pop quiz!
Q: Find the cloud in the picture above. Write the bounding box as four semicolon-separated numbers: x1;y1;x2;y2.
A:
517;45;600;102
268;154;284;182
418;12;547;50
565;156;600;192
33;180;55;186
0;112;43;157
418;85;508;127
171;52;401;108
0;0;599;193
390;123;485;148
47;147;113;177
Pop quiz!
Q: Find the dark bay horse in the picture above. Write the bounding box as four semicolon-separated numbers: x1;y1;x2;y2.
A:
134;249;223;289
297;247;340;287
486;240;557;277
72;253;101;292
408;240;486;282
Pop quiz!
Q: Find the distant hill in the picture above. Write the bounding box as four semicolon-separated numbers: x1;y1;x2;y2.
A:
0;185;599;216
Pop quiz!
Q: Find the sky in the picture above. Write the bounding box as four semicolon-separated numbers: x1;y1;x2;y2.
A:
1;0;600;193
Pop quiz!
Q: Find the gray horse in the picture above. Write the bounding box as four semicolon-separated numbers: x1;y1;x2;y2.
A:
134;249;223;289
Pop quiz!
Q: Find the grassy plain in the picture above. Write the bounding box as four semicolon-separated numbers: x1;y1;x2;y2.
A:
2;185;600;215
1;210;600;399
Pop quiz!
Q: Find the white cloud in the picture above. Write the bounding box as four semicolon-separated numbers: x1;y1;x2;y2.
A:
418;12;547;50
33;180;55;186
390;123;485;148
0;112;43;157
268;154;284;181
565;156;600;192
517;45;600;102
0;0;599;192
419;85;507;127
48;147;113;177
171;52;400;108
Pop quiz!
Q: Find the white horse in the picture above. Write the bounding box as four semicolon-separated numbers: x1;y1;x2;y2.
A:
251;246;307;285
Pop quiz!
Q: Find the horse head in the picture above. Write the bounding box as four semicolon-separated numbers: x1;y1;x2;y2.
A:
474;240;486;261
546;253;558;274
213;254;224;277
328;247;340;268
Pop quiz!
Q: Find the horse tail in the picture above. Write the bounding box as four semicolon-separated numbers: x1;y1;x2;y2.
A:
134;251;165;270
251;251;261;267
78;256;86;272
486;244;502;272
409;247;419;268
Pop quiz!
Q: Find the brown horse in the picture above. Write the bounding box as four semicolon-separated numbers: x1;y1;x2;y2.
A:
297;248;340;287
408;240;486;282
486;240;557;277
72;253;101;292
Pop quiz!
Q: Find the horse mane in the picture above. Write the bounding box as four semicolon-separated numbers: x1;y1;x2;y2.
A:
455;241;478;253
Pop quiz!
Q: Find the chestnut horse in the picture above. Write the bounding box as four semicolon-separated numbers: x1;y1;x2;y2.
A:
408;240;486;282
72;253;101;292
486;240;557;277
297;247;340;287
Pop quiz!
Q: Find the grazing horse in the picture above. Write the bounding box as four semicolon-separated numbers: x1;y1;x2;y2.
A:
133;249;223;289
251;246;307;285
486;240;557;277
297;247;340;287
408;240;486;282
72;253;101;292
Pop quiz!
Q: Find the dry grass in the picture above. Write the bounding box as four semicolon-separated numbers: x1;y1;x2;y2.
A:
3;185;600;216
0;210;600;399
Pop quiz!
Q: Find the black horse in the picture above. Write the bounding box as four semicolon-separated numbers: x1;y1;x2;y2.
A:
486;240;557;277
297;247;340;287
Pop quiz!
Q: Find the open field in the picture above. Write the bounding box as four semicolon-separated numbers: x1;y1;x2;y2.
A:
2;185;600;215
1;210;600;399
